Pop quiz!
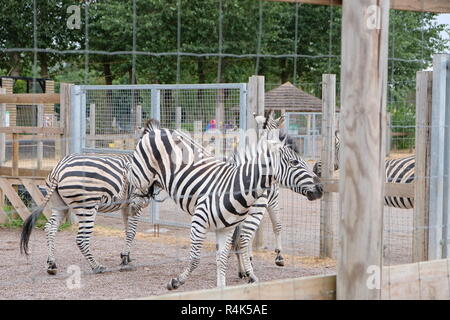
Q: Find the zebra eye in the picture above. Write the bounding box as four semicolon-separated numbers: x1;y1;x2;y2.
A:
289;159;301;166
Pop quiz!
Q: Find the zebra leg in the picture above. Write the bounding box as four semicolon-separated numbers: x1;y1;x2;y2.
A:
74;208;106;274
238;212;263;283
120;207;141;271
215;227;235;288
44;207;67;275
167;214;207;290
231;225;247;279
267;205;284;267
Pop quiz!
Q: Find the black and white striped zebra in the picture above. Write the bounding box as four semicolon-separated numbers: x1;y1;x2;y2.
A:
127;118;323;289
20;152;156;274
384;155;414;209
231;111;287;275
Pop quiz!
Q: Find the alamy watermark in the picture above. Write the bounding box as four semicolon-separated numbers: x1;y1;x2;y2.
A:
366;265;381;290
66;5;81;30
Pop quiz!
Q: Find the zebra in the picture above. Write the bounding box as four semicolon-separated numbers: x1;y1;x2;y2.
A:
230;111;287;273
20;152;157;275
312;129;340;177
126;118;323;289
232;111;327;279
384;155;414;209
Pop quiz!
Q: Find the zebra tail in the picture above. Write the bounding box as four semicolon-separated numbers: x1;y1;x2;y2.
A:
20;205;44;255
20;178;58;255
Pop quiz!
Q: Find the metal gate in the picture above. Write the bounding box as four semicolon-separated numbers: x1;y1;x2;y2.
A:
70;83;247;227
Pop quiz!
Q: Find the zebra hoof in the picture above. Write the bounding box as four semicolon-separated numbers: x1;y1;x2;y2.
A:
248;275;258;283
275;257;285;267
47;263;57;275
167;278;182;290
93;265;107;274
120;253;132;265
238;272;249;279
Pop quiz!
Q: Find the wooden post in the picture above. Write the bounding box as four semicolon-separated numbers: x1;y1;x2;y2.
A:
175;106;182;130
0;90;4;208
413;71;433;262
247;75;266;250
429;54;450;260
0;88;6;167
337;0;389;300
319;74;336;258
89;103;96;148
12;133;19;177
136;104;142;128
37;104;44;169
60;83;73;157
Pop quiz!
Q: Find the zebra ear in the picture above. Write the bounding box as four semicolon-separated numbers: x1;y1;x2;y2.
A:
276;115;285;128
254;114;266;126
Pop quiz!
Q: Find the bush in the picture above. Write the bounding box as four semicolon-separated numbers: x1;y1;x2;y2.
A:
389;103;415;151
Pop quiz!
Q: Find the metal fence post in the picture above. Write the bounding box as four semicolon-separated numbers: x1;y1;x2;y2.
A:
429;54;450;260
150;88;161;226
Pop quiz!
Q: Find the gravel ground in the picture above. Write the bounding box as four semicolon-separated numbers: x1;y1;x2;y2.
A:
0;217;336;300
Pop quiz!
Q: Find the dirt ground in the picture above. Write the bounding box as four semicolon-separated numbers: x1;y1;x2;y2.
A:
0;216;336;300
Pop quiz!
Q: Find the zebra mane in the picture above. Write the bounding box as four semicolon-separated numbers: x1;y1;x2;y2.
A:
279;129;300;154
143;118;161;135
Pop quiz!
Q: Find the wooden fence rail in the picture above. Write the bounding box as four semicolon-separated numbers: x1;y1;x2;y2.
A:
139;257;450;300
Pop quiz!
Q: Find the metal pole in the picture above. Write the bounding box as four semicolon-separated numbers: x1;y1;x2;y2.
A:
150;88;161;225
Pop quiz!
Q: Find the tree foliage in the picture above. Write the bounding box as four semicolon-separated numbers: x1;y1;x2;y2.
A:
0;0;448;96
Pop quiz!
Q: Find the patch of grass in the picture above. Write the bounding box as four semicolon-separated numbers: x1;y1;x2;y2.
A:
0;208;72;231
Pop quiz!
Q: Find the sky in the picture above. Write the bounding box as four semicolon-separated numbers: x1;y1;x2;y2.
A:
436;13;450;51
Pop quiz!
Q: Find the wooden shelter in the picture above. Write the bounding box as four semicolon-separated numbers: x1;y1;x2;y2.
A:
265;81;336;113
0;76;56;127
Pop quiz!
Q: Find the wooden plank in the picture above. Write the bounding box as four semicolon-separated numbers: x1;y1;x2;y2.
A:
140;274;336;300
320;74;336;258
0;93;60;104
382;259;450;299
0;127;64;134
137;259;450;300
0;167;50;177
21;178;51;219
0;178;31;220
263;0;450;13
337;0;389;300
413;71;433;262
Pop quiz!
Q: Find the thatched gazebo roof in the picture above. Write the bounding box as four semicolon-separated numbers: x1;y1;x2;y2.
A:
265;82;324;113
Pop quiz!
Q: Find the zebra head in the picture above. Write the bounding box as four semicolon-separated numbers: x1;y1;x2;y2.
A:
267;134;323;201
128;119;162;198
